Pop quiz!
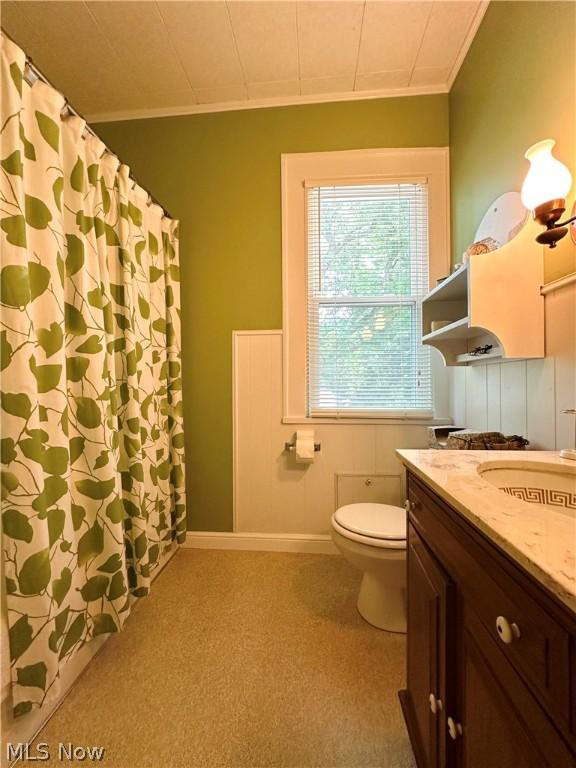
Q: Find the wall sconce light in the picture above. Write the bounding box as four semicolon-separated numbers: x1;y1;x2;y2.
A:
521;139;575;248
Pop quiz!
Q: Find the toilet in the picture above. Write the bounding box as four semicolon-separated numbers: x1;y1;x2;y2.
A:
331;502;407;633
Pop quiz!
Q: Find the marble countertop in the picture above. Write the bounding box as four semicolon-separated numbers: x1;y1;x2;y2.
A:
396;449;576;614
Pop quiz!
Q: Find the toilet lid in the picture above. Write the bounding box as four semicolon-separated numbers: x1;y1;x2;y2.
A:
334;503;406;540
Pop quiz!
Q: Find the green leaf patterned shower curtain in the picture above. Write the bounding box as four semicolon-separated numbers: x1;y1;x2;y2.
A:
1;34;186;717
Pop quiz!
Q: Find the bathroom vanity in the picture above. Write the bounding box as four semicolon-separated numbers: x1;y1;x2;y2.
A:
396;450;576;768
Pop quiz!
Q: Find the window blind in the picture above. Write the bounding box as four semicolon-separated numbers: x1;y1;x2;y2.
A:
306;182;432;417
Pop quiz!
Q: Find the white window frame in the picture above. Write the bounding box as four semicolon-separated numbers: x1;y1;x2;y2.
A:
281;147;450;424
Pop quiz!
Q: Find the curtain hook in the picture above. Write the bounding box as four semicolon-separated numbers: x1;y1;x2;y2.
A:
23;58;38;86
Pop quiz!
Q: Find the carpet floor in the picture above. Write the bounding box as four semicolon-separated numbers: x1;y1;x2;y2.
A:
34;550;416;768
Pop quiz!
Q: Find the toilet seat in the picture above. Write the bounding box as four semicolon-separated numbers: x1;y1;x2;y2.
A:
331;503;406;550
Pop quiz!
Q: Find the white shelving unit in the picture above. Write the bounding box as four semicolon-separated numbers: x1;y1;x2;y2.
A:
421;219;545;366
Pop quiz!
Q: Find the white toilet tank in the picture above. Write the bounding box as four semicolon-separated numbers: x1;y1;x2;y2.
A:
336;474;402;509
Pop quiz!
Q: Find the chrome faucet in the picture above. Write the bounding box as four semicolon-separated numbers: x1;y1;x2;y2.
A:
560;409;576;461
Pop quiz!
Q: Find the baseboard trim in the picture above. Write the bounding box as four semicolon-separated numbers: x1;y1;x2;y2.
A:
183;531;338;555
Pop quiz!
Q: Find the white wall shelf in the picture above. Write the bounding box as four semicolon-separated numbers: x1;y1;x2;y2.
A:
421;316;471;342
421;219;545;366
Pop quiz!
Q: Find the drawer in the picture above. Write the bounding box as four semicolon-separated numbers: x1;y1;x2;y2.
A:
408;476;573;732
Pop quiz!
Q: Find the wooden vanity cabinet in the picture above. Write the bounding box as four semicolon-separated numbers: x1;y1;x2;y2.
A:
400;472;576;768
401;524;455;768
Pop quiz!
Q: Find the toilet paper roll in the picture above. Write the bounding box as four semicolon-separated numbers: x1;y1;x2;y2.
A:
295;430;315;463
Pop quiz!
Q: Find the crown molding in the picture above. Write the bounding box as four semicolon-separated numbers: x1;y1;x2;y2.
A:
86;83;448;124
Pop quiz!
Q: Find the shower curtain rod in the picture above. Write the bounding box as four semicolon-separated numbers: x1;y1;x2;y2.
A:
1;28;174;220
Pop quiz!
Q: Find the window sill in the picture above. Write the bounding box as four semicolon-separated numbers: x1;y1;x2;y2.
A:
282;415;451;426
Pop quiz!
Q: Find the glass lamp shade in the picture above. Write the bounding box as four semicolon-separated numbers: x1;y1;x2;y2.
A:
521;139;572;210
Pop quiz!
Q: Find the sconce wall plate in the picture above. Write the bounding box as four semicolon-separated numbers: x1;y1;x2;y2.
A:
532;198;570;248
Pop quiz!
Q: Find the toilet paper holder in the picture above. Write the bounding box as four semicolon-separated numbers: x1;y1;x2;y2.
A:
284;440;321;452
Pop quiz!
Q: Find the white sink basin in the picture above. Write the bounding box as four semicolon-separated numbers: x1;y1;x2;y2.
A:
477;460;576;514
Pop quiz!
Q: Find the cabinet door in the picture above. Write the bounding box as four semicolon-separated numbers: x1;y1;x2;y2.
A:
455;604;576;768
402;523;455;768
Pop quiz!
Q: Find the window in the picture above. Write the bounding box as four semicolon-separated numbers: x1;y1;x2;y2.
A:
281;147;449;422
306;182;431;416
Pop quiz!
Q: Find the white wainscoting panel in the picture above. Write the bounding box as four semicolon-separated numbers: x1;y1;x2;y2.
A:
500;360;527;436
465;365;487;431
451;366;467;427
526;358;556;449
547;283;576;451
450;282;576;451
486;364;501;432
233;331;431;535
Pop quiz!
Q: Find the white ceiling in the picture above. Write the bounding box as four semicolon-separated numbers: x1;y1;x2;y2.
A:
2;1;488;123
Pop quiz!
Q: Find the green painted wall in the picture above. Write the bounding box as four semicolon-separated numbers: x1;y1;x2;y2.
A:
98;96;449;531
450;1;576;281
97;1;576;532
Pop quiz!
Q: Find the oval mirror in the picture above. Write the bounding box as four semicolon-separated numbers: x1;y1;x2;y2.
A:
474;191;528;249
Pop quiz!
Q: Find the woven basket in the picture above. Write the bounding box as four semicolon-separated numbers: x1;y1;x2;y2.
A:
446;431;529;450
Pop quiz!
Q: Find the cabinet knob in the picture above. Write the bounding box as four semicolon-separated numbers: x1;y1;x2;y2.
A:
495;615;521;644
405;499;419;513
429;693;443;714
447;717;463;740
